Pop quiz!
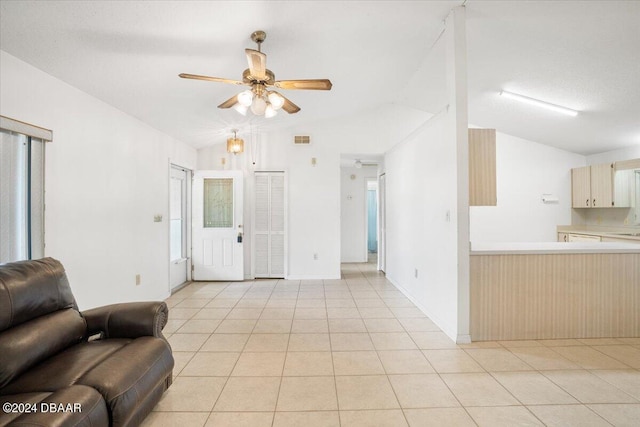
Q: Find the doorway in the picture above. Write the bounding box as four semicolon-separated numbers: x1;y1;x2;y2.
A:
366;179;378;264
378;173;386;272
169;165;191;290
339;155;382;265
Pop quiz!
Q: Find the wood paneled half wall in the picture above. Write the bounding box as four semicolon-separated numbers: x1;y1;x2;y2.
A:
470;253;640;341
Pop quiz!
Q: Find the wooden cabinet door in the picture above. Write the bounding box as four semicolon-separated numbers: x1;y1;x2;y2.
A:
557;232;569;242
590;163;613;208
571;166;591;208
469;129;497;206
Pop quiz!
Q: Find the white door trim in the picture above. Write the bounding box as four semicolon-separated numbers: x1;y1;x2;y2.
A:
169;163;192;291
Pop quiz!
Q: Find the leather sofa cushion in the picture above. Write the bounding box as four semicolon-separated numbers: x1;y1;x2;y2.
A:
2;337;173;426
1;385;108;427
0;309;85;389
0;258;76;332
1;339;130;395
77;337;174;426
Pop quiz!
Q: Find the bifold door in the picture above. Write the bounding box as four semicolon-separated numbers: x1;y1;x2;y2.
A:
253;172;286;278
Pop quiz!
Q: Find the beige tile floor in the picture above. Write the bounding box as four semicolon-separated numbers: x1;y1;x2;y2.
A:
142;263;640;427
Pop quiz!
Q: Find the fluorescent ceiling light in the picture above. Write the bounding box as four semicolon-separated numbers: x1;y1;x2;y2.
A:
500;90;578;117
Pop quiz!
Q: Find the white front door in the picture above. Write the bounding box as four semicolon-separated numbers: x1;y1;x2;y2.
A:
192;170;244;281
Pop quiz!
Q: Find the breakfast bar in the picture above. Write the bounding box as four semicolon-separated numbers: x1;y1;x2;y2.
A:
470;241;640;341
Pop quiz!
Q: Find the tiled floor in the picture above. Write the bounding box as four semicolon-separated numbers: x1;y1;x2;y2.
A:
142;263;640;427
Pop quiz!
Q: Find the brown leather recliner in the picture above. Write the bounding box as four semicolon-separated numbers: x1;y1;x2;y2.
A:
0;258;174;427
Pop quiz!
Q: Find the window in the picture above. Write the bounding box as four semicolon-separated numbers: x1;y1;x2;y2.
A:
0;116;50;263
203;178;234;228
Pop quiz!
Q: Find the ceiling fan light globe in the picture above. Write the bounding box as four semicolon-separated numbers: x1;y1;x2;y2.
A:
237;90;254;107
265;104;278;118
251;96;267;115
268;92;285;110
232;103;248;116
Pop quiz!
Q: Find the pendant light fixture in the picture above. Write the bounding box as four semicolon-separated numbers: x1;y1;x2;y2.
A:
227;129;244;154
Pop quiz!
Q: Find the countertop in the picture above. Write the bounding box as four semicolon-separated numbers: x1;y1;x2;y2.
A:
471;241;640;255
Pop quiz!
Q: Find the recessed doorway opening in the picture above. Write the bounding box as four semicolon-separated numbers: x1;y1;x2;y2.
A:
340;154;382;268
366;179;378;265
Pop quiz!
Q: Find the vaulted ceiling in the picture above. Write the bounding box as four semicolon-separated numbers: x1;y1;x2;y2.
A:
1;1;638;154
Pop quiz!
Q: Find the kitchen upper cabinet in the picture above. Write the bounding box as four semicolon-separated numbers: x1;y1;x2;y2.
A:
590;163;614;208
469;128;497;206
571;166;591;208
571;163;624;208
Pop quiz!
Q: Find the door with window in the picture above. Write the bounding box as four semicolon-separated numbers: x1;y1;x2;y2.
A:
192;170;244;280
169;165;190;289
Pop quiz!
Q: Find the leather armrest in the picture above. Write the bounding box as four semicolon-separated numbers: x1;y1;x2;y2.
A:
81;301;169;340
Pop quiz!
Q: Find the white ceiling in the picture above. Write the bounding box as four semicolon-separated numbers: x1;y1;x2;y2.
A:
1;1;638;155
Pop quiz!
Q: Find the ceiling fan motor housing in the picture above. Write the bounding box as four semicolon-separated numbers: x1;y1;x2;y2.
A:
243;68;275;84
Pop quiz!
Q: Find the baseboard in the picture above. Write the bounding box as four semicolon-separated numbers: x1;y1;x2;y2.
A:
170;281;190;294
285;274;341;280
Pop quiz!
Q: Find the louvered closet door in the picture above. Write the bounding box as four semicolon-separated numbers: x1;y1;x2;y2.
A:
254;172;286;278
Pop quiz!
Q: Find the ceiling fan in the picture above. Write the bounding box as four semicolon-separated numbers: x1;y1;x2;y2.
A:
179;30;332;118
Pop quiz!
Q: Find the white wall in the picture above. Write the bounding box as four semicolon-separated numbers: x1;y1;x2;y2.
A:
0;51;197;309
586;145;640;165
383;8;470;343
470;131;586;242
470;139;640;236
384;111;460;339
340;166;377;262
197;104;430;280
579;144;640;227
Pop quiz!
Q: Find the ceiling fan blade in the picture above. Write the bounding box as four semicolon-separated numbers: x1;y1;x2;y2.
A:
280;94;301;114
273;79;332;90
245;49;267;80
218;94;239;109
179;73;245;85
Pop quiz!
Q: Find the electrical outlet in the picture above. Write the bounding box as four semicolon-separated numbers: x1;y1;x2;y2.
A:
313;253;319;260
135;274;141;286
414;269;418;278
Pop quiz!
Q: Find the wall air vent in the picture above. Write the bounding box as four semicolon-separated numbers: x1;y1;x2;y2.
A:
294;135;311;145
